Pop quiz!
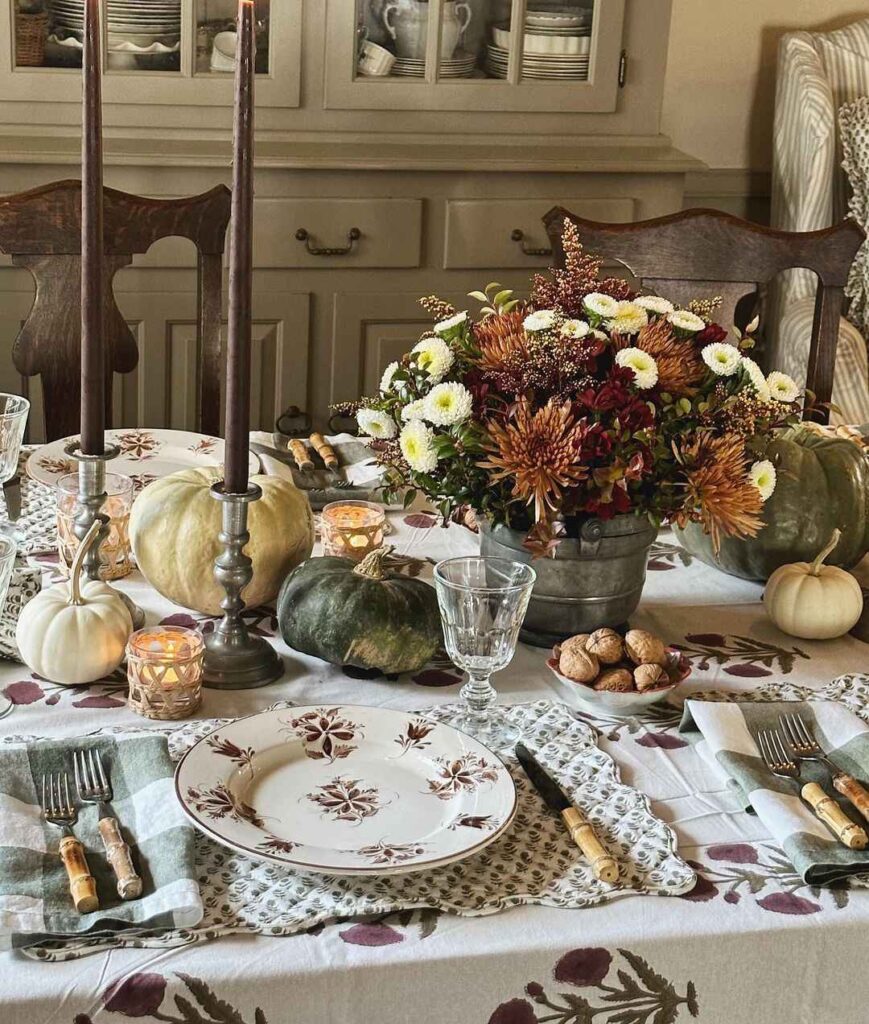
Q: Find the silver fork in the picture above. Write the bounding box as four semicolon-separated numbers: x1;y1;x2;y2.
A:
74;750;143;900
782;714;869;824
756;729;866;850
39;772;99;913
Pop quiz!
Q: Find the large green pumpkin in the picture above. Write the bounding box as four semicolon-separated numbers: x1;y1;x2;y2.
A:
674;425;869;581
277;549;443;674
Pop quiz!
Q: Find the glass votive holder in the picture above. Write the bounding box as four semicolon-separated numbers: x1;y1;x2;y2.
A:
321;500;386;562
56;472;134;580
126;626;204;721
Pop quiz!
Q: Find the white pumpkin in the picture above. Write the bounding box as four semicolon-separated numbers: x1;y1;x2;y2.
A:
764;529;864;640
16;521;134;685
130;467;314;615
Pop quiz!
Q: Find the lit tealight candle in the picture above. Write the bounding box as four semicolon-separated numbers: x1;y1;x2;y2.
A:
321;500;386;562
126;627;204;720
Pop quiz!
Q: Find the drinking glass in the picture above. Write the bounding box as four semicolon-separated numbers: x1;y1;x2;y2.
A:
0;394;30;543
0;533;17;720
434;556;536;750
56;472;135;580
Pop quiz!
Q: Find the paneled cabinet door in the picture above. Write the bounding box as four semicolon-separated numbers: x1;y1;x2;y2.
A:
115;285;311;434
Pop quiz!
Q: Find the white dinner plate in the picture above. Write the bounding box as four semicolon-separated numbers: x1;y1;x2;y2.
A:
176;704;518;875
26;428;260;493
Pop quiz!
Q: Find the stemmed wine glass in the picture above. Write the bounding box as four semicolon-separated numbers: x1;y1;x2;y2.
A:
0;394;30;544
434;556;536;750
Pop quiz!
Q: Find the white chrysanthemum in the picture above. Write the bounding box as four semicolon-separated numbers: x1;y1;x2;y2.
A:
766;371;800;403
523;309;557;332
583;292;620;318
615;347;659;389
400;420;438;474
590;328;608;342
560;319;590;339
701;342;742;376
356;407;398;440
380;361;400;394
434;310;468;336
412;336;454;383
635;295;674;315
423;382;473;426
741;357;771;402
400;399;426;421
667;310;706;335
607;301;649;335
749;459;777;501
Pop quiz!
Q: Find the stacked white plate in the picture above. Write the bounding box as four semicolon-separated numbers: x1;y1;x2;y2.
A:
525;7;592;32
485;43;589;80
49;0;181;44
392;50;477;78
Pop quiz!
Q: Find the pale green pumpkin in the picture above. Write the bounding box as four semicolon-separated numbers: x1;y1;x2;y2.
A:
130;467;314;614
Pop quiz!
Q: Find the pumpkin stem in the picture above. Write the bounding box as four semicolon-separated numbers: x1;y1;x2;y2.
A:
68;518;104;606
809;529;841;576
353;545;393;581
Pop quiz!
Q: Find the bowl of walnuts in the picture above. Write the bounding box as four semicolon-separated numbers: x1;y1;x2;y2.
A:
547;627;690;717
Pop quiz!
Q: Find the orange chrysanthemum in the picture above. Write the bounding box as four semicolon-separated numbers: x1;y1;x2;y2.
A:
480;400;589;526
676;432;763;551
474;310;529;374
612;319;705;396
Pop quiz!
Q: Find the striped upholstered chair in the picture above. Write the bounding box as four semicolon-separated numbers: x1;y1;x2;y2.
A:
771;18;869;423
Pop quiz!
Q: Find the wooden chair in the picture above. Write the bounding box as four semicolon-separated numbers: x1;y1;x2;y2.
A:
0;179;232;440
542;207;865;423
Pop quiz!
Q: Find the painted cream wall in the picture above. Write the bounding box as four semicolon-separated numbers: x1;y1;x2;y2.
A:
661;0;867;172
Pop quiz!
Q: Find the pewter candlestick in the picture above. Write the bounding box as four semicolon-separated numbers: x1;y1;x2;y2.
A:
202;482;282;689
64;440;117;582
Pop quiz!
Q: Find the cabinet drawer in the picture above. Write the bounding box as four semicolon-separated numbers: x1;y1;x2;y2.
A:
444;198;635;270
254;199;423;269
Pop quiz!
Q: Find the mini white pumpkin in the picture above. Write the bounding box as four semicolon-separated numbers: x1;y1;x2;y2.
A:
764;529;864;640
16;521;134;685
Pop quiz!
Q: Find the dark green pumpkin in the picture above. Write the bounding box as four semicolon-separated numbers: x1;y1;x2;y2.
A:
674;425;869;581
277;549;443;674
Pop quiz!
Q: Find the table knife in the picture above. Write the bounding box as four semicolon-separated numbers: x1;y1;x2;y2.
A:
515;743;619;884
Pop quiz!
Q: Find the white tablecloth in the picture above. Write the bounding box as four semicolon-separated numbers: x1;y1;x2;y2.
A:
1;510;868;1024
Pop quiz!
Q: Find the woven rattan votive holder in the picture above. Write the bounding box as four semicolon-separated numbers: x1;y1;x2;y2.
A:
127;627;204;720
321;500;386;562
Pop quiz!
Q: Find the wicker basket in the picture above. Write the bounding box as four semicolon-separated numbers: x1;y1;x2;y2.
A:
15;11;48;67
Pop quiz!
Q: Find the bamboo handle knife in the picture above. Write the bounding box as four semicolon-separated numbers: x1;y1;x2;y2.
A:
562;807;619;883
59;835;99;913
831;773;869;824
802;783;868;850
98;816;143;900
288;439;314;472
310;432;338;470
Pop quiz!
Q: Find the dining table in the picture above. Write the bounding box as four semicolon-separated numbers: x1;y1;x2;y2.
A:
1;446;868;1024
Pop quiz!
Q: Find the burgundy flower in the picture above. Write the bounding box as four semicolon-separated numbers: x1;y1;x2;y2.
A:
339;923;404;947
488;998;538;1024
160;613;200;629
695;323;727;346
683;633;726;646
680;875;719;902
3;680;45;704
724;890;741;904
757;892;821;915
72;693;126;709
412;669;461;688
553;947;612;987
404;513;437;529
708;843;759;864
724;664;772;678
525;982;544;1000
635;733;688;750
103;973;166;1016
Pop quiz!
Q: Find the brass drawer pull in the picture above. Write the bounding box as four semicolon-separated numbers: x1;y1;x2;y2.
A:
510;228;552;257
295;227;361;256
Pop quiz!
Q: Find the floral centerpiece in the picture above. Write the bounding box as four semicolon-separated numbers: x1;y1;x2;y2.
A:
346;223;801;557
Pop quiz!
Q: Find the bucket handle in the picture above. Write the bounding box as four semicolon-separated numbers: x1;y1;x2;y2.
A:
579;518;603;557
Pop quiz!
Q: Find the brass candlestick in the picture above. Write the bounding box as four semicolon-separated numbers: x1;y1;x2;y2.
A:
201;482;282;689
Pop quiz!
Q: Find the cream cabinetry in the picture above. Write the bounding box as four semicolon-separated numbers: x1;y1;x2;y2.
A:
0;0;702;439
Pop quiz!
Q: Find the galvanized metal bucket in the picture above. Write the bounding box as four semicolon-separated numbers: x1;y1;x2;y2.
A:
479;516;658;648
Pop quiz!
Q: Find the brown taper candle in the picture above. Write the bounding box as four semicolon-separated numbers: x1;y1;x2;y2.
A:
223;0;256;495
81;0;104;456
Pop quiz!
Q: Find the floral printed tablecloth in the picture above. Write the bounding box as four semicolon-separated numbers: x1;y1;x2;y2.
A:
1;506;867;1024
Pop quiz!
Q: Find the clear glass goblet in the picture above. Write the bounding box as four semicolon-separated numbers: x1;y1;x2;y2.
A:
0;394;30;544
434;556;536;751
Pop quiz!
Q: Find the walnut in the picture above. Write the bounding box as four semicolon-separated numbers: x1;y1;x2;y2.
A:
624;629;667;666
594;668;634;692
634;663;669;692
585;628;624;665
561;633;591;654
558;645;599;683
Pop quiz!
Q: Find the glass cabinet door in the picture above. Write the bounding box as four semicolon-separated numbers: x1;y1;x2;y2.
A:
329;0;624;111
7;0;296;107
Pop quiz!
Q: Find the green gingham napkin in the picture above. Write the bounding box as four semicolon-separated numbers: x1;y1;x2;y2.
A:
0;733;202;949
681;699;869;885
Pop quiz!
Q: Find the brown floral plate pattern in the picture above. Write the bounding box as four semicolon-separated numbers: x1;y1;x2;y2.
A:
175;704;518;876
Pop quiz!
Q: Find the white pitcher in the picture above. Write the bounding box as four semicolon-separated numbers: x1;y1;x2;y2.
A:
382;0;472;61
